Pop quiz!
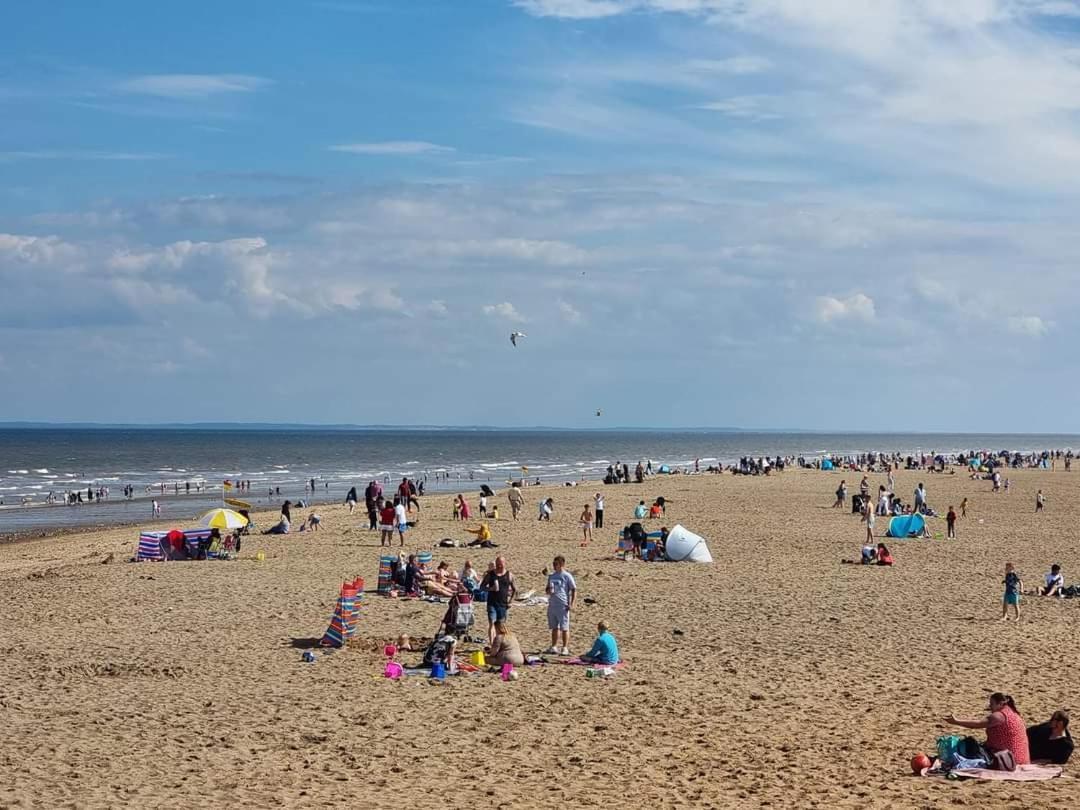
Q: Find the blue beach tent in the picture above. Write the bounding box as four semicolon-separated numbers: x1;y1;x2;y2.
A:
821;459;834;470
886;513;926;538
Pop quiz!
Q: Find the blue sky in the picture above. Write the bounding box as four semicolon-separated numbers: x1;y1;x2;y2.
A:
4;0;1080;430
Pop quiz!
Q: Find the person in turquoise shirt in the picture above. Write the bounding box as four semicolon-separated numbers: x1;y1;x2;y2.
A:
633;500;648;519
581;622;619;665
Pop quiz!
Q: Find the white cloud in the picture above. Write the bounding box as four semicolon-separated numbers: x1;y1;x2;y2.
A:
513;0;631;18
0;234;82;265
117;74;271;99
696;95;781;120
558;300;583;323
482;302;527;322
329;141;455;155
1006;315;1052;337
426;300;449;316
816;292;875;323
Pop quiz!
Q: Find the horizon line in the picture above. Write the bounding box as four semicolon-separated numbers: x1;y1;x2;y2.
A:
0;421;1079;436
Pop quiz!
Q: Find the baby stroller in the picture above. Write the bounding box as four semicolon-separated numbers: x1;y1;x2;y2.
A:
438;591;477;642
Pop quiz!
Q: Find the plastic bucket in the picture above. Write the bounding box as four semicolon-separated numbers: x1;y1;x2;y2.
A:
384;661;403;679
431;661;446;680
470;650;486;667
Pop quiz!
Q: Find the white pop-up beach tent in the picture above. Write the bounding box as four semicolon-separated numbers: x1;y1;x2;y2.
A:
664;524;713;563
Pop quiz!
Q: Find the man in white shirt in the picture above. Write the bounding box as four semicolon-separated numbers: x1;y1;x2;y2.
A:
594;493;604;529
1040;564;1064;597
394;498;408;546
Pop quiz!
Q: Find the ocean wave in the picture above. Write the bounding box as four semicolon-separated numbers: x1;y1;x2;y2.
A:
33;468;49;473
8;469;29;474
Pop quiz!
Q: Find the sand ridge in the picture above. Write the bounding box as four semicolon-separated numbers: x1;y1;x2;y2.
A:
1;468;1078;808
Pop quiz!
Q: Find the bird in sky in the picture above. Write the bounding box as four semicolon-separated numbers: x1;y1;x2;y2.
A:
510;331;527;347
596;409;602;417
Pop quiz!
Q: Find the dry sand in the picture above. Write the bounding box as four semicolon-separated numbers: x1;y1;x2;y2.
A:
1;467;1078;808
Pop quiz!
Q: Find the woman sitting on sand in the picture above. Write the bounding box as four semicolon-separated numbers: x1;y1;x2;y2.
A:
485;620;525;668
875;543;894;566
460;560;480;593
943;693;1031;765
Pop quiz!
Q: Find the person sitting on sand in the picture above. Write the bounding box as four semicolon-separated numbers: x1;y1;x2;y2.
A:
1031;563;1065;597
634;500;648;519
1027;710;1074;764
485;620;525;668
860;542;877;565
465;523;492;543
403;554;421;595
419;562;459;597
875;543;894;566
943;692;1031;765
581;621;619;665
648;501;663;519
460;560;480;593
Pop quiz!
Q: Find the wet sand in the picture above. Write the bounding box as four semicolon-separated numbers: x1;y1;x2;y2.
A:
1;467;1077;808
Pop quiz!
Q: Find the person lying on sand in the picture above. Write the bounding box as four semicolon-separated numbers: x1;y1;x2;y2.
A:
1027;710;1073;764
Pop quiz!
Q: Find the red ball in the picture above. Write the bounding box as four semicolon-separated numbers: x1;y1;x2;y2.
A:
911;753;931;774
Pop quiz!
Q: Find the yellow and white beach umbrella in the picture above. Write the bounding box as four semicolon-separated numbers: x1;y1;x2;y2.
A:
197;508;249;530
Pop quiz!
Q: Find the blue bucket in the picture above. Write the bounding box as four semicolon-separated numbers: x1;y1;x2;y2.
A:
431;661;446;679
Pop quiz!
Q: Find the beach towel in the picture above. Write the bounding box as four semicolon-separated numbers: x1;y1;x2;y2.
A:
559;657;625;668
951;764;1062;781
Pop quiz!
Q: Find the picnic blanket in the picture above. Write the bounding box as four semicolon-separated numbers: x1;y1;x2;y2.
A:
952;764;1063;781
559;657;625;668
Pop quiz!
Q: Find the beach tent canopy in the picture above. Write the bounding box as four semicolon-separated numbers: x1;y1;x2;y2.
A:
886;513;926;538
664;524;713;563
657;464;671;474
821;459;834;470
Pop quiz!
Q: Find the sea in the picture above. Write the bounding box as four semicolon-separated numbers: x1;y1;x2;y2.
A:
1;427;1077;534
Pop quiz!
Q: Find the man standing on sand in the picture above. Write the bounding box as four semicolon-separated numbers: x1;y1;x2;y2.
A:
545;555;576;656
507;486;524;520
594;492;604;529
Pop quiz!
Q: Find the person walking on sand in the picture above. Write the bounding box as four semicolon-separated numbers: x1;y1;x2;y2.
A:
1002;562;1023;621
152;499;161;518
833;480;847;509
863;497;875;543
507;486;524;520
579;503;593;546
394;497;408;546
1036;489;1046;513
545;555;577;655
594;492;604;529
946;505;957;539
960;497;968;518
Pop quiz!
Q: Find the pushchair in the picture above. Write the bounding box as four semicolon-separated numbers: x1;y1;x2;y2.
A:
438;591;478;642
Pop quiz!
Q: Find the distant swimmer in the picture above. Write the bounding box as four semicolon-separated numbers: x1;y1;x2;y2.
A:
510;331;527;347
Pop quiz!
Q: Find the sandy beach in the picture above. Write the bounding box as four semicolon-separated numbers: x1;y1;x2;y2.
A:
2;466;1078;808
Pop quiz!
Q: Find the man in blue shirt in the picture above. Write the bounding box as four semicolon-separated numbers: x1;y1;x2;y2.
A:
581;621;619;665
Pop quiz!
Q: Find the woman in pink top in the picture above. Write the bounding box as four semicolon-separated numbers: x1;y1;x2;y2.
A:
943;692;1031;764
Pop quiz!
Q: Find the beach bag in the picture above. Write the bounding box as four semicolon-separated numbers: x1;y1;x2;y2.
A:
957;736;989;763
936;735;962;767
990;750;1016;771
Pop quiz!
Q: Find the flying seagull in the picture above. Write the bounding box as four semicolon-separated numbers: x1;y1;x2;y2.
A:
510;331;527;347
